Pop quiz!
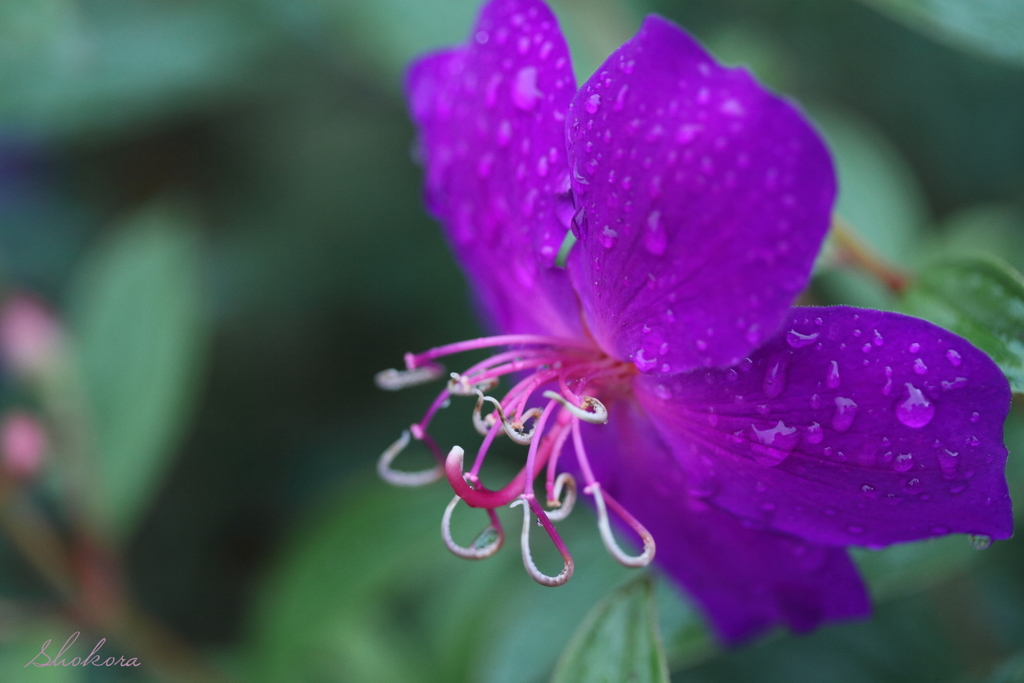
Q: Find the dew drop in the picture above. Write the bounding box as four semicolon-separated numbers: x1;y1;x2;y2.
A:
696;339;708;351
909;342;921;353
904;477;922;493
496;119;513;147
763;355;788;398
633;348;657;372
969;534;992;550
585;93;601;114
938;448;959;478
967;435;980;446
826;360;841;389
860;484;878;499
810;393;821;409
913;358;928;375
945;349;963;367
882;366;893;395
832;397;858;432
598;225;618;249
643;210;667;255
535;155;549;177
970;412;980;423
786;327;819;348
804;422;823;444
941;377;968;391
511;67;541;110
873;329;884;346
707;407;719;427
895;383;935;428
862;343;872;353
654;384;672;400
893;453;913;472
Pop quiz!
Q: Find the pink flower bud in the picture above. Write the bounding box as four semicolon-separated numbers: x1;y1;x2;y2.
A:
1;410;47;479
0;293;63;377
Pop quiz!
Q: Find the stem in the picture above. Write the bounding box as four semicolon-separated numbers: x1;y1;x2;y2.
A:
830;215;910;294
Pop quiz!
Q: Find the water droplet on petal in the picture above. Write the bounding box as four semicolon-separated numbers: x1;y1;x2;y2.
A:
598;225;618;249
496;119;514;147
585;93;601;114
873;330;884;346
941;377;968;391
946;349;962;366
970;412;980;423
909;342;921;353
803;422;823;444
860;484;878;499
882;366;893;395
904;477;922;493
896;383;934;428
893;453;913;472
633;348;657;372
862;343;872;353
763;355;788;398
826;361;841;389
643;210;667;255
969;534;992;550
654;384;672;400
512;67;541;110
707;407;719;427
938;448;959;478
913;358;928;375
832;397;858;432
750;420;799;466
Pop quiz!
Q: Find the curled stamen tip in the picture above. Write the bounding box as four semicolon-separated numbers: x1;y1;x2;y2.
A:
512;496;575;587
375;364;444;391
448;373;499;396
546;472;577;522
590;483;656;568
378;430;443;487
442;495;504;560
542;391;609;424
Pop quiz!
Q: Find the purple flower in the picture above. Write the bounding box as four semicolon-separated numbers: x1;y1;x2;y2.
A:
378;0;1013;644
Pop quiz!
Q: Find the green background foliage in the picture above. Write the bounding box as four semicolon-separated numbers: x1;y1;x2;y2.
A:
0;0;1022;681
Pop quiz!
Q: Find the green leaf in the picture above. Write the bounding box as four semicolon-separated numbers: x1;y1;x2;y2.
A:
900;255;1024;392
550;576;669;683
68;203;208;534
859;0;1024;67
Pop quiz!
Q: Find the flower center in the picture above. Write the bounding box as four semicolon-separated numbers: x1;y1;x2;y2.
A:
376;333;655;586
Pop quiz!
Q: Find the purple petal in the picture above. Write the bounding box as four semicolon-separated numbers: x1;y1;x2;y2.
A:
578;398;870;644
635;306;1014;547
406;0;581;337
565;16;834;372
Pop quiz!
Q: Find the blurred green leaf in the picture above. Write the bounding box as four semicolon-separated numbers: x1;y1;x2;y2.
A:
859;0;1024;67
900;255;1024;392
550;576;669;683
852;535;979;602
987;652;1024;683
809;107;927;310
0;0;277;137
68;203;207;534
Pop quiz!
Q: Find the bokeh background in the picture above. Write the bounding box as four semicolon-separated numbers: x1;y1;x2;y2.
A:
0;0;1023;681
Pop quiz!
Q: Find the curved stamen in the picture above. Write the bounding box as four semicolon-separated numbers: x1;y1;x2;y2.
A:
448;372;499;397
587;483;656;568
378;430;443;487
375;364;444;391
545;473;576;522
409;334;598;367
472;392;498;436
441;495;504;559
541;391;608;424
510;495;574;586
446;446;526;508
471;391;544;445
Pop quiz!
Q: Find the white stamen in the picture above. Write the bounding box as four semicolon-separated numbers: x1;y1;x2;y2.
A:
541;391;608;423
471;390;543;444
588;483;656;568
375;364;444;391
546;473;577;522
448;372;499;396
377;430;443;487
510;498;574;586
441;494;503;559
473;392;498;435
